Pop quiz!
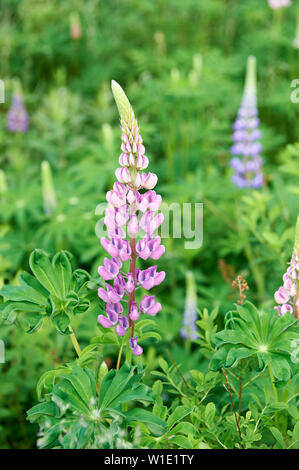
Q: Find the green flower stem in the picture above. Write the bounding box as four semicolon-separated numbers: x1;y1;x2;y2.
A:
69;325;82;357
244;240;265;302
222;367;244;449
268;364;279;428
116;344;123;371
128;236;137;338
117;336;127;371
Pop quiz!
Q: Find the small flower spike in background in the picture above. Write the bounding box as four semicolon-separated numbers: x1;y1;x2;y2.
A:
7;92;29;133
293;10;299;49
230;56;264;189
70;12;82;40
268;0;291;10
97;80;165;357
180;271;199;340
41;161;57;215
274;215;299;319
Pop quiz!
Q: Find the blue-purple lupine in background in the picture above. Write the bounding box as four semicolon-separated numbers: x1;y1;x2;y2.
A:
230;56;264;189
180;271;199;340
7;93;29;133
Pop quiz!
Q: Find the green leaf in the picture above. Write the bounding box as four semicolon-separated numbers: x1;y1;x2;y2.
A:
73;299;90;315
159;358;168;372
167;406;191;428
135;319;157;330
19;271;50;298
139;331;161;342
25;312;44;334
270;356;291;382
52;312;71;335
52;251;72;298
270;427;285;448
265;403;288;413
97;361;109;384
209;344;231;371
124;408;167;436
0;284;47;305
29;249;61;298
205;402;216;427
167;421;197;436
61;366;95;406
37;367;70;400
109;384;154;407
168;435;192;448
226;347;257;367
99;362;135;410
26;401;59;423
70;269;90;291
1;301;44;323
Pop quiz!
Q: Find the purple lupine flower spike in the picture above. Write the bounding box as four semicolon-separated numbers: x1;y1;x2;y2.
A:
7;93;29;133
274;216;299;320
230;56;264;189
180;271;199;340
97;80;165;356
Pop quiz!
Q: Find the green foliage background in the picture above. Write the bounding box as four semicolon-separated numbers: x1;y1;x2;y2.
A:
0;0;298;449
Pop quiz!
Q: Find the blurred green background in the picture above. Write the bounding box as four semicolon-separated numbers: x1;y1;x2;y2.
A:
0;0;298;448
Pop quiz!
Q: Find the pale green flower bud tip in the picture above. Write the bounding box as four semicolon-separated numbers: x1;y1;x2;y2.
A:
0;169;7;195
244;56;256;94
111;80;135;124
41;160;56;213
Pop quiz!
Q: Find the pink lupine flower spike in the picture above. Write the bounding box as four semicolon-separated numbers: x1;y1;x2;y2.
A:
274;216;299;319
97;80;165;357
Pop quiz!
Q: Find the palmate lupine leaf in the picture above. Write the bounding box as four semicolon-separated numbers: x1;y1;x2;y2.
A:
27;363;166;448
0;249;92;334
209;301;299;381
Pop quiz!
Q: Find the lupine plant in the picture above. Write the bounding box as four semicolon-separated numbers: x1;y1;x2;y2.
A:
0;83;298;449
97;81;165;362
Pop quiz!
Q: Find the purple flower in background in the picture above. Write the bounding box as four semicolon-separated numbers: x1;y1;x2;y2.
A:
180;271;199;340
97;81;165;356
230;57;264;189
268;0;291;9
7;94;29;133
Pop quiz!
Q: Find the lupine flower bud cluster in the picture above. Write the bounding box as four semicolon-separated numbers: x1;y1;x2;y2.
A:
268;0;291;9
230;56;264;189
7;93;29;133
180;271;199;340
97;80;165;356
